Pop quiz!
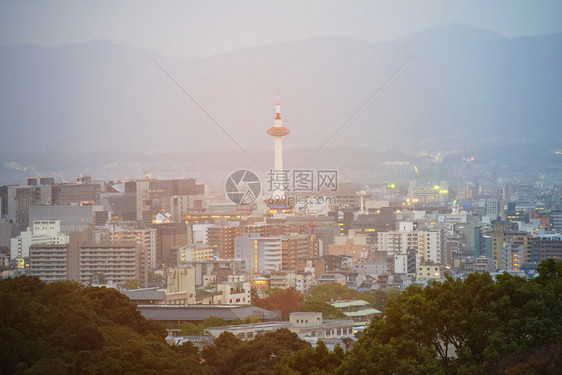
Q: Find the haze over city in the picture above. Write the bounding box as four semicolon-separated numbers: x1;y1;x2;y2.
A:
1;2;562;374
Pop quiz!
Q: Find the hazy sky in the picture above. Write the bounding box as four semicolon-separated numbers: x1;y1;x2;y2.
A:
1;0;561;56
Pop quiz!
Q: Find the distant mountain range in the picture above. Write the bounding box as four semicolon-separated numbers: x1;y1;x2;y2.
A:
0;23;561;162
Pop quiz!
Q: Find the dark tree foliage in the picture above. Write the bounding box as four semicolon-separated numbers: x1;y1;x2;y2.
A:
231;314;261;325
336;265;562;375
180;316;230;336
299;300;347;319
0;276;210;375
276;260;562;375
535;258;562;296
360;288;400;312
202;315;228;328
496;344;562;375
68;339;206;375
181;322;206;336
274;340;345;375
305;283;361;303
202;328;309;375
3;259;562;375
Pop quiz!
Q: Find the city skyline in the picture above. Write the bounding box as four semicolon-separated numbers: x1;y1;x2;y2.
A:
1;3;562;373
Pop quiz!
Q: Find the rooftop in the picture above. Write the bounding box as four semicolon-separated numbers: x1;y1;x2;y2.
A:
330;300;370;308
122;287;166;301
319;273;346;279
137;304;281;322
344;309;381;317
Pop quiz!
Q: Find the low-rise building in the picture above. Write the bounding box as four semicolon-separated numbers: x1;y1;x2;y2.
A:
295;271;314;293
138;304;281;335
206;312;354;341
177;243;215;263
251;276;270;295
417;263;444;281
345;273;364;289
177;259;246;286
321;255;353;272
353;261;390;277
215;275;251;305
125;270;250;306
166;335;214;350
329;300;381;326
269;270;296;289
386;274;412;289
329;237;369;262
472;256;496;273
317;273;346;285
165;267;196;304
0;253;10;267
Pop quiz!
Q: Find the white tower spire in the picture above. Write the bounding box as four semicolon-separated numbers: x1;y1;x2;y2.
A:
267;99;290;202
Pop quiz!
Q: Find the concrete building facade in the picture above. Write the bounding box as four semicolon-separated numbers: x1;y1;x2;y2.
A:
79;242;144;286
29;244;71;282
235;233;283;273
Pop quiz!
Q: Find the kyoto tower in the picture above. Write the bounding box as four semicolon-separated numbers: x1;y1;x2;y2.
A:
267;100;290;198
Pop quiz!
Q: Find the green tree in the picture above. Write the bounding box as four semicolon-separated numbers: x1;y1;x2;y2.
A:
72;338;210;375
361;288;399;311
203;328;309;375
202;331;244;374
231;314;261;325
123;278;141;290
91;272;106;284
337;263;562;375
202;315;227;328
274;340;345;375
299;300;346;319
306;283;360;303
174;340;201;360
535;258;562;297
0;276;211;375
496;344;562;375
536;258;562;282
181;322;205;336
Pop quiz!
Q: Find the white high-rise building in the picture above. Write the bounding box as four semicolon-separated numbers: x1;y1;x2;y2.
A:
418;230;443;264
234;233;283;273
501;240;524;271
376;229;444;265
192;223;213;243
376;231;419;255
394;254;408;274
10;220;69;260
485;199;502;219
